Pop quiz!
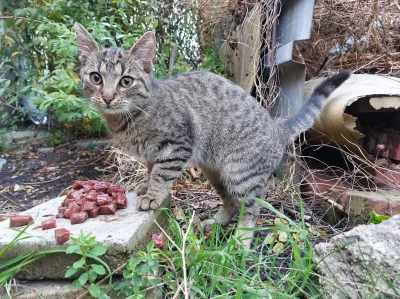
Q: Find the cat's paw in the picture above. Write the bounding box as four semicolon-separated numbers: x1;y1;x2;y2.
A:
200;219;216;232
134;182;149;196
136;194;163;210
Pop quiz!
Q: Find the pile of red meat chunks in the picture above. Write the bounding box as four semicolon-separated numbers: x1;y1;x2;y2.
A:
58;180;127;224
9;181;127;244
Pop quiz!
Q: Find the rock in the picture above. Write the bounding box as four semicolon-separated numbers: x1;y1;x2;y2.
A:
0;158;6;170
1;130;52;152
314;215;400;298
15;149;28;155
0;279;163;299
37;146;55;153
0;192;170;280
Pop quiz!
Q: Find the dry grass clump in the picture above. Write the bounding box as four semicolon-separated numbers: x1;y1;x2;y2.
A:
294;0;400;78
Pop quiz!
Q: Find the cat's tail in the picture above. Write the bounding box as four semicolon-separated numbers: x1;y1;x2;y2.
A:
280;70;351;142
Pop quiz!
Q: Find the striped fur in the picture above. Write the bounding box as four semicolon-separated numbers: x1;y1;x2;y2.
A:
75;24;351;247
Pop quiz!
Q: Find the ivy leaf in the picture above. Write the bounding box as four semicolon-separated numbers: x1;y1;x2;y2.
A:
92;264;106;275
89;245;107;257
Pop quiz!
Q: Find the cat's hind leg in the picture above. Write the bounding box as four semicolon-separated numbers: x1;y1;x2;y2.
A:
200;169;238;231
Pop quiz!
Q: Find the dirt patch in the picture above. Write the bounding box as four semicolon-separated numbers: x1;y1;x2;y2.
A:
0;145;111;220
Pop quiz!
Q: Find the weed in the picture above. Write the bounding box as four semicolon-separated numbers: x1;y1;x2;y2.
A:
64;231;112;299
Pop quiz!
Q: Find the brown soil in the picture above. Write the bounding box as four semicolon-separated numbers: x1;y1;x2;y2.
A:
0;145;111;220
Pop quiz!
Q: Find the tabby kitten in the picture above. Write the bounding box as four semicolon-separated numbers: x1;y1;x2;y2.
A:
75;23;350;247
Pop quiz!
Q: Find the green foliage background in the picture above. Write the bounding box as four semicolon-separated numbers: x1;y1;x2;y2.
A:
0;0;224;136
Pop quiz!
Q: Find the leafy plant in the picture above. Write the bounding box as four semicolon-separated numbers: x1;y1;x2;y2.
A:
0;0;213;136
369;210;391;224
64;231;111;299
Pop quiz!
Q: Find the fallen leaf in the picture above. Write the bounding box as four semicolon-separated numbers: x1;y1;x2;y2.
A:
14;184;25;192
274;218;288;225
173;207;185;220
272;242;284;254
256;217;265;225
265;234;275;245
278;231;288;243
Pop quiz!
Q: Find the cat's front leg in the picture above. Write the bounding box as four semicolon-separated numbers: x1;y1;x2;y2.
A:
136;153;190;210
134;162;153;196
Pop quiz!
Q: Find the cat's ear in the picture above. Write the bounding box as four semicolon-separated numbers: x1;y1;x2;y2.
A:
129;32;156;73
74;22;100;63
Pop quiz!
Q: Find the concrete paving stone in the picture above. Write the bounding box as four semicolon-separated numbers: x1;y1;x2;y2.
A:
37;146;55;153
0;192;170;280
1;130;52;145
0;279;163;299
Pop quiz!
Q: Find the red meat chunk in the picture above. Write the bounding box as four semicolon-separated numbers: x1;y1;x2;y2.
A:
86;190;97;201
9;215;33;227
83;184;93;193
88;180;99;185
93;182;109;192
41;218;56;230
70;212;88;224
66;189;74;199
62;197;75;207
82;201;97;211
97;194;111;206
114;192;127;209
98;202;117;215
72;181;85;189
71;190;83;200
55;228;70;245
64;202;81;218
88;207;100;218
56;207;67;218
152;232;164;248
106;184;120;194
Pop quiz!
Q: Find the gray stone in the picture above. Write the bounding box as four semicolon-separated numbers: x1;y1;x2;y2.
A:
15;149;28;155
0;279;163;299
314;215;400;298
75;139;110;151
0;130;53;152
1;130;52;144
0;192;170;280
37;146;55;153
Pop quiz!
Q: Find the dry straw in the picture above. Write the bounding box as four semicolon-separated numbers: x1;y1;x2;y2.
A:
294;0;400;78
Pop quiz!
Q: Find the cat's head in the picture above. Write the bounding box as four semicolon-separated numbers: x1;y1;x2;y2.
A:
74;23;155;115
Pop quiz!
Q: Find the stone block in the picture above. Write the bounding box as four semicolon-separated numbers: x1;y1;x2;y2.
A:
314;215;400;299
0;279;163;299
0;192;170;280
340;189;400;224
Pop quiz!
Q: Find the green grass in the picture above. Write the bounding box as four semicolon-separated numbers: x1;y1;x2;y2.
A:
116;197;322;299
0;221;65;289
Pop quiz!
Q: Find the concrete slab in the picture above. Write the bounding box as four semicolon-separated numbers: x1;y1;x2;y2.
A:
0;192;170;280
0;279;163;299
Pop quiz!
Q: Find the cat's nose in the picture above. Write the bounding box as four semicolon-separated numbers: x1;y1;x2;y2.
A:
103;96;114;105
102;91;115;105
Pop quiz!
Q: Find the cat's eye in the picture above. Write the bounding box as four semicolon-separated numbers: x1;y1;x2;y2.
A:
120;76;134;88
90;72;102;85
